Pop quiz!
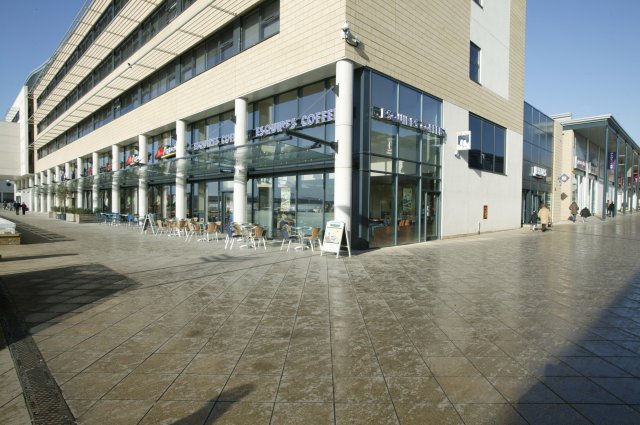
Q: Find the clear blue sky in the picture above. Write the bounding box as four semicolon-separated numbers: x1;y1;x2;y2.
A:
526;0;640;141
1;0;638;142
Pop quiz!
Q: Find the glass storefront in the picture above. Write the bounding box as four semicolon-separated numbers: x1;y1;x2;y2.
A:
354;70;443;248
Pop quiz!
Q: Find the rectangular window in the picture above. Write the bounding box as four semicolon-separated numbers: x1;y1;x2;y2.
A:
470;42;481;83
243;10;260;49
468;114;506;174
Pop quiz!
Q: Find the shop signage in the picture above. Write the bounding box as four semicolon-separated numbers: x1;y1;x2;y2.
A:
608;152;617;169
126;154;142;167
253;108;335;138
155;145;176;160
456;131;471;150
193;134;235;151
531;166;547;178
321;220;351;258
373;107;445;137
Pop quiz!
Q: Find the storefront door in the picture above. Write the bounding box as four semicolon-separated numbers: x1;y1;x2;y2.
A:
222;191;233;232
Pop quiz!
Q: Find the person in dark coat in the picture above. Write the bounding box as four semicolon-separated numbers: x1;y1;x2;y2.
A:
21;202;28;215
608;202;615;217
580;207;591;223
529;209;538;231
569;201;579;222
14;201;20;215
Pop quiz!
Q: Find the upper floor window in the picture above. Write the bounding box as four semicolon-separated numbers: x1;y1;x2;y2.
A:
469;114;506;174
470;42;481;83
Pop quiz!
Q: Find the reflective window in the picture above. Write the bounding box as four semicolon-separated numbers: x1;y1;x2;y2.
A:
468;113;506;174
470;42;481;83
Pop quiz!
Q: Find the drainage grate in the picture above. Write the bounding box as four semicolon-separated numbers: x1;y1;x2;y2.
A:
0;282;76;425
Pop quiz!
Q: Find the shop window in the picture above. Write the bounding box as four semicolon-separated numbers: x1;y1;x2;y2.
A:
243;10;260;49
470;42;481;83
468;114;506;174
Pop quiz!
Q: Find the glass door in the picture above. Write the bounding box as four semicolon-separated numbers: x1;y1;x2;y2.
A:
222;191;234;233
423;191;439;241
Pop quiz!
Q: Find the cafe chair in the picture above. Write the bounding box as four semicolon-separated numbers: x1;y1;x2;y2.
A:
302;227;322;252
280;224;297;252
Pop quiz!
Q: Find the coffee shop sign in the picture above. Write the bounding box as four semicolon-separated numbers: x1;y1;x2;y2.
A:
193;134;235;151
373;107;445;137
254;108;335;138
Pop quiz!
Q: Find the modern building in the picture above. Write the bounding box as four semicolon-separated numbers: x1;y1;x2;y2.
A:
15;0;525;248
552;113;639;220
521;102;555;225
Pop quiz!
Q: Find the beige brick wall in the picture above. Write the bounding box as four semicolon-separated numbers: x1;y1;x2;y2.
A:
552;125;574;222
35;0;526;171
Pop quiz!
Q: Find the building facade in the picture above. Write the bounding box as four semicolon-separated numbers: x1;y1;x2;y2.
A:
15;0;525;248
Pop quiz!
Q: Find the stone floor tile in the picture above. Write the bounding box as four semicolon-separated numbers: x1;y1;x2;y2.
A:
334;402;398;425
572;404;640;425
559;356;631;377
385;376;448;405
591;377;640;403
468;356;530;377
543;376;622;403
426;357;481;377
458;403;530;424
205;401;273;425
437;376;506;404
333;376;390;403
271;402;335;425
138;400;214;425
162;374;228;401
61;372;127;400
394;403;463;425
276;375;334;402
487;376;563;403
219;374;280;402
77;400;154;425
102;372;178;400
514;404;592;425
134;352;195;374
0;395;31;425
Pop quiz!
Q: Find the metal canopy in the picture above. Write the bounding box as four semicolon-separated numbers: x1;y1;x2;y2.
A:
83;139;334;189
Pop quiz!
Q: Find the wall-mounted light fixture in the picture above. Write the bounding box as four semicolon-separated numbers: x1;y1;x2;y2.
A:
341;21;360;47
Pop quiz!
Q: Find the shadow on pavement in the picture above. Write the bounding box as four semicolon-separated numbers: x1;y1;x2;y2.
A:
0;253;79;262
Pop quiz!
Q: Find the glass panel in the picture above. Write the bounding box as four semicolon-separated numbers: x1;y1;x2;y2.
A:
206;181;220;222
325;172;334;216
371;120;395;156
243;10;260;48
195;44;206;75
397;175;419;245
494;126;505;174
423;95;442;127
422;134;441;166
397;160;418;176
398;127;420;161
262;0;280;38
252;177;273;235
369;173;394;248
399;85;420;117
276;90;297;121
275;175;297;231
371;73;397;112
371;156;393;173
482;120;495;171
469;115;482;169
297;173;324;230
470;42;480;82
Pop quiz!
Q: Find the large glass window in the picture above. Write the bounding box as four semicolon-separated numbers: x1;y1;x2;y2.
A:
470;42;481;83
468;114;506;174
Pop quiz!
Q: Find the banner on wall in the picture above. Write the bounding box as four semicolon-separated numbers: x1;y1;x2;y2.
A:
456;131;471;151
609;152;617;170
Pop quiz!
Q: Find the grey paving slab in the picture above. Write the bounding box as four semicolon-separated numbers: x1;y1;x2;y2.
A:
1;211;640;424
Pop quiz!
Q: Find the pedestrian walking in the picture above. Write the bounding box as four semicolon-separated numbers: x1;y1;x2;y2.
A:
14;201;20;215
21;202;28;215
538;203;551;232
529;209;538;231
608;202;615;217
569;201;578;222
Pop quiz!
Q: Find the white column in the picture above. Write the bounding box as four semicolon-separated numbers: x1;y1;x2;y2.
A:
28;177;34;212
47;170;53;211
76;158;84;209
138;134;148;216
40;172;46;212
54;165;61;207
233;98;248;225
112;145;120;213
92;152;99;211
64;162;72;208
335;59;354;231
175;120;187;220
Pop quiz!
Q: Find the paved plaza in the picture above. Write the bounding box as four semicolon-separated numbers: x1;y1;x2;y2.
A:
1;211;640;424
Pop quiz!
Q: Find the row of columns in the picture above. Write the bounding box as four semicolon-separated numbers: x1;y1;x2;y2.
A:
18;60;354;230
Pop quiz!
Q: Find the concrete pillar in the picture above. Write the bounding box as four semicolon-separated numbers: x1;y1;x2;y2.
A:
233;98;248;225
175;120;187;220
47;170;53;211
28;177;34;211
138;134;148;217
334;59;354;231
76;158;84;209
64;162;70;181
40;172;46;212
92;152;99;211
112;145;120;213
